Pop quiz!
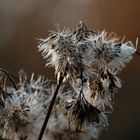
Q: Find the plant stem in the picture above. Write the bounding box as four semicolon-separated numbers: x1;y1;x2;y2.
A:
0;68;17;90
37;76;63;140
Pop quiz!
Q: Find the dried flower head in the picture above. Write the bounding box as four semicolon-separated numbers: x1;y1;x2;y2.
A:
0;70;49;140
37;22;138;140
79;31;136;71
37;25;94;84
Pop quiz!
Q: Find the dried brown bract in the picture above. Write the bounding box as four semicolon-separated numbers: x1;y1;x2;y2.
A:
66;94;107;132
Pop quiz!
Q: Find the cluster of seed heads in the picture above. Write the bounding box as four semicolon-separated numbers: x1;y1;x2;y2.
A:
0;21;138;140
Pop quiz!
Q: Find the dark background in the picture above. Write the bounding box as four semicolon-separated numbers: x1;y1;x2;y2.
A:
0;0;140;139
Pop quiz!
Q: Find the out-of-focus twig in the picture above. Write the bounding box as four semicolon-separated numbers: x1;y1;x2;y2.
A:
0;68;17;90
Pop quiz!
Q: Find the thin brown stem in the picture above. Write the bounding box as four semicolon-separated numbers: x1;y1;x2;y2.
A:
37;76;63;140
0;68;17;90
135;37;140;56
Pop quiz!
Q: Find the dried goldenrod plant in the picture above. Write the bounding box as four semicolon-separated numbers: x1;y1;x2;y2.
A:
0;22;138;140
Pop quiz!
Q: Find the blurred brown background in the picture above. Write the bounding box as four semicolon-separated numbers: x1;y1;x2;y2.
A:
0;0;140;139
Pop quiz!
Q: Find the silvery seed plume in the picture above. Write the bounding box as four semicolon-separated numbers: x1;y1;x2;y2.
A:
37;26;94;84
78;31;136;71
